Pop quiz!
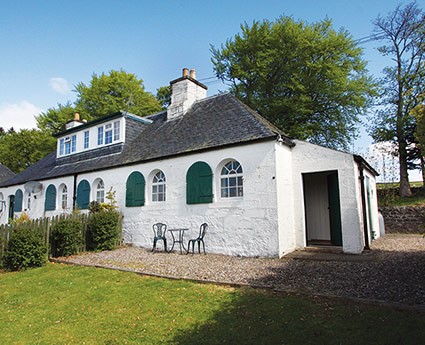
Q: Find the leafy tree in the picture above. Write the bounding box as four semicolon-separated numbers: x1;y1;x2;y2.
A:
0;129;56;173
369;2;425;196
211;16;375;150
156;85;171;109
74;69;162;118
35;70;162;135
36;102;77;135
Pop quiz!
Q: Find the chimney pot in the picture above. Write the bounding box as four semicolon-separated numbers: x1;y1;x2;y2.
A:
189;69;196;79
74;112;80;121
182;68;189;77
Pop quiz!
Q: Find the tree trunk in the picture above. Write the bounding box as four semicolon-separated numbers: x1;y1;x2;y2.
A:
398;141;412;197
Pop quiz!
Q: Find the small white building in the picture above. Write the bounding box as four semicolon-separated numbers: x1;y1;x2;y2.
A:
0;68;379;257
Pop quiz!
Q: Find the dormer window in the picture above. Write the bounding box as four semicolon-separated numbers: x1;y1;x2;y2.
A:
97;121;120;147
59;135;77;156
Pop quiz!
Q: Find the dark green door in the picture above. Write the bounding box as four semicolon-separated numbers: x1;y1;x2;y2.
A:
8;195;15;221
327;172;343;246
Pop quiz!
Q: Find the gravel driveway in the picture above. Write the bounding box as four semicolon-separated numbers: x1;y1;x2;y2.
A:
56;234;425;306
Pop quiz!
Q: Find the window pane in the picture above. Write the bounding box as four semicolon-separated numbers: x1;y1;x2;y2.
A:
221;188;228;198
105;130;112;144
71;135;77;152
98;127;103;145
65;141;71;155
59;139;64;155
84;131;89;149
114;121;120;141
229;177;236;187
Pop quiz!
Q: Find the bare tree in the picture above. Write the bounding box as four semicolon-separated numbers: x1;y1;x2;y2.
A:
370;1;425;196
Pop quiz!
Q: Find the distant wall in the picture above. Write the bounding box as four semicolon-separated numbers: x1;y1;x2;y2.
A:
380;206;425;234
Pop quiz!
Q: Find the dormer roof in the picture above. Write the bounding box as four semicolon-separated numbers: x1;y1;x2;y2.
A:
0;93;293;187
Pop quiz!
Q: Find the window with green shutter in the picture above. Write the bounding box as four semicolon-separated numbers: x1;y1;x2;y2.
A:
126;171;145;207
186;161;213;204
76;180;90;209
14;189;23;212
45;184;56;211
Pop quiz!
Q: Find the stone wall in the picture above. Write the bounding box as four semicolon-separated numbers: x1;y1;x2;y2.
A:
380;206;425;234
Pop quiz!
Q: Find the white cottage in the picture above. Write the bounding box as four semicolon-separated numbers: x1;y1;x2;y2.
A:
0;68;379;257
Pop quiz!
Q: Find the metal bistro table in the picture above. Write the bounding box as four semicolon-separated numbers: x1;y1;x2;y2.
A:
168;228;189;254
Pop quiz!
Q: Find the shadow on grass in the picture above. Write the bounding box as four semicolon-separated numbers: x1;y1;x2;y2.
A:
171;286;424;345
172;247;425;345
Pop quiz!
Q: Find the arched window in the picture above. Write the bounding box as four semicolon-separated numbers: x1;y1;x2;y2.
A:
76;180;90;209
45;184;57;211
186;162;213;204
96;179;105;203
26;192;32;210
220;160;243;198
14;189;23;212
126;171;145;207
152;171;166;202
60;184;68;210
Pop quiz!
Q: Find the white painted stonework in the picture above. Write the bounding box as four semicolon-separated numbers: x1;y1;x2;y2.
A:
0;137;379;257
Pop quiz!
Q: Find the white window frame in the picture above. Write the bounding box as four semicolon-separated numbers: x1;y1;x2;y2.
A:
26;192;32;210
152;171;166;202
84;131;90;149
220;160;243;198
97;121;121;147
59;135;77;156
96;179;105;203
61;185;68;210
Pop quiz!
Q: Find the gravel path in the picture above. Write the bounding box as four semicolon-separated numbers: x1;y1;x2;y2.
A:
57;234;425;306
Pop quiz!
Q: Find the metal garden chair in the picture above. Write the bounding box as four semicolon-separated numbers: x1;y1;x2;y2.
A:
187;223;208;254
152;223;167;252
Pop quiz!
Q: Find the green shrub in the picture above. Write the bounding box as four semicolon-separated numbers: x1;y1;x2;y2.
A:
3;227;47;271
50;217;83;257
87;211;122;251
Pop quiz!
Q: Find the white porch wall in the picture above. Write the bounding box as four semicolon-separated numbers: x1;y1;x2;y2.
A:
275;142;296;256
364;168;381;241
291;140;366;254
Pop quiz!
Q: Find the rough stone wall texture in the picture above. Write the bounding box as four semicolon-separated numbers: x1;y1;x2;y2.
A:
380;206;425;234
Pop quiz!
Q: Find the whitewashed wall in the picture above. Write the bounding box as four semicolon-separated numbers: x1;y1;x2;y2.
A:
274;142;296;256
293;140;377;253
290;140;368;254
0;138;378;257
0;140;282;257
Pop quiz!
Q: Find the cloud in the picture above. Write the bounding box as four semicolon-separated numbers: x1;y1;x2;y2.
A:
49;77;70;95
0;101;41;130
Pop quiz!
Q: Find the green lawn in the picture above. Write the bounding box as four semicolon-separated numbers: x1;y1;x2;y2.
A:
0;264;424;344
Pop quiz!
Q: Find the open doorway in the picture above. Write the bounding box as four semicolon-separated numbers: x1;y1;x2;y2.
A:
303;171;342;247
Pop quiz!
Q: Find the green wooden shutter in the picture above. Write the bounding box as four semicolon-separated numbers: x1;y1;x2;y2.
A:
76;180;90;209
45;184;57;211
186;162;213;204
126;171;145;207
14;189;23;212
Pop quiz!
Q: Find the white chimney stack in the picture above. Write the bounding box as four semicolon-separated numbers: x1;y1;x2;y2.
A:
167;67;207;120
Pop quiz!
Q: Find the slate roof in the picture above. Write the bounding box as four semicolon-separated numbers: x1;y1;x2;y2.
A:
0;93;293;187
0;164;15;183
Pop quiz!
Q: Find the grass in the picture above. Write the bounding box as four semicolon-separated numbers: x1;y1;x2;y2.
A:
0;264;424;345
377;182;425;206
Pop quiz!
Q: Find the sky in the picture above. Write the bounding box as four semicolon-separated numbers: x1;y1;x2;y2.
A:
0;0;423;180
